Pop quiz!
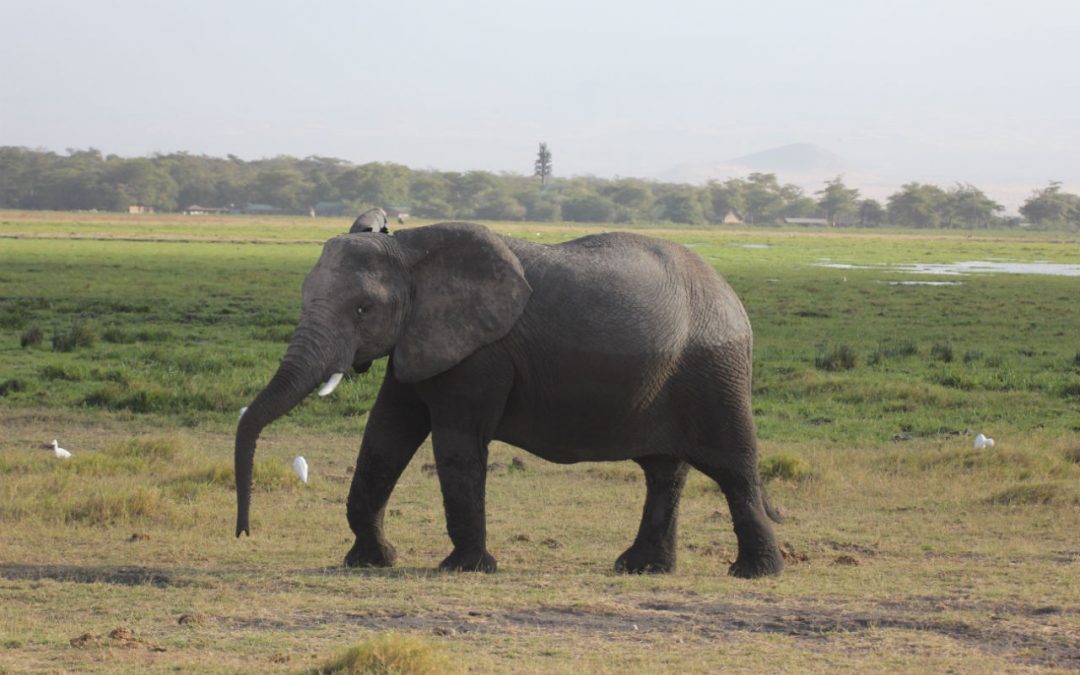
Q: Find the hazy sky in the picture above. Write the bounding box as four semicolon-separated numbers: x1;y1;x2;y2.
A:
3;0;1078;207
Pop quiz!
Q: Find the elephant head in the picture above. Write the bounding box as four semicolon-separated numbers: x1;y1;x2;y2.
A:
234;223;532;536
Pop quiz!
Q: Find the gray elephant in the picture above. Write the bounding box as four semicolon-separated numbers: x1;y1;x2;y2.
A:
235;222;783;578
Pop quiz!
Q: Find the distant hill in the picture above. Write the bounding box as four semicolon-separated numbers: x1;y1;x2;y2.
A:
659;142;848;185
727;143;845;174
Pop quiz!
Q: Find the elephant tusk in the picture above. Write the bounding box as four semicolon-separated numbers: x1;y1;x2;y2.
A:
318;372;345;397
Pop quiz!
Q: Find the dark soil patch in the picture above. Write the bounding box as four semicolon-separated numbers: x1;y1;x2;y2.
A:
0;564;178;587
219;595;1079;669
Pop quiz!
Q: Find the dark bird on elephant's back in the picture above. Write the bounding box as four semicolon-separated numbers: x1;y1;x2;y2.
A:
349;207;389;234
235;221;784;578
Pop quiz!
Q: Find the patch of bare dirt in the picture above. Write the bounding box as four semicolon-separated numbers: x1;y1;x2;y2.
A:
219;596;1079;669
0;563;178;587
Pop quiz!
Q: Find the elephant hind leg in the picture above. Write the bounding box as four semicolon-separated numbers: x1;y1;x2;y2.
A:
683;417;783;578
615;455;689;574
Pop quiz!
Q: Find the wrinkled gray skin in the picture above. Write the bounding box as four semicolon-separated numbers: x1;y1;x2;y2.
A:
235;222;783;578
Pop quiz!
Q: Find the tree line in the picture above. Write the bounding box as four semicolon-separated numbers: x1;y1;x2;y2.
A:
1;146;1077;230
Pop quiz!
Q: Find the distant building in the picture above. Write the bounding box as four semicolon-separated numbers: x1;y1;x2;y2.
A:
783;217;828;226
128;204;155;214
720;210;742;224
183;205;229;215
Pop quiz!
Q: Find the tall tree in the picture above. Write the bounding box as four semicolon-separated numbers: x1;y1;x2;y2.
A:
942;183;1003;229
533;142;552;187
857;198;885;226
1020;181;1080;228
816;176;860;226
887;182;947;228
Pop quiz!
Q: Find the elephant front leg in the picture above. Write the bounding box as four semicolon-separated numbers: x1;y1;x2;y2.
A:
431;427;496;573
344;378;430;568
616;456;689;574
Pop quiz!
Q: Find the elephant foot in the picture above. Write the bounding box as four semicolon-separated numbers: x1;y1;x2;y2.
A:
439;548;497;573
343;540;397;568
615;544;676;574
728;547;784;579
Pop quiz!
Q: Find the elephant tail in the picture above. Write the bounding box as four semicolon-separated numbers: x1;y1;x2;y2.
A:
761;484;784;524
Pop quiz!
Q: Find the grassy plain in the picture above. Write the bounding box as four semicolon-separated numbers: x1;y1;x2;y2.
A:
1;211;1078;672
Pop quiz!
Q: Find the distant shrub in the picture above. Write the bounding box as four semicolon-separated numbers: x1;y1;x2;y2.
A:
314;632;454;675
0;304;29;329
20;326;44;348
760;453;812;482
104;436;183;463
869;340;918;365
1060;381;1080;399
0;379;28;397
932;371;975;390
52;320;97;352
963;350;983;364
65;487;172;526
930;341;954;363
175;460;295;492
815;343;857;371
40;363;88;381
987;482;1070;506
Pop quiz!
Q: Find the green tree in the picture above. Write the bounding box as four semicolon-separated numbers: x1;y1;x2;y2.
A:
253;164;312;211
474;190;526;220
857;198;885;226
706;179;746;223
657;187;707;224
887;182;947;228
409;172;454;217
742;173;787;224
941;183;1003;229
1020;181;1080;229
533;142;552;187
816;176;859;226
335;163;410;209
106;158;180;211
561;192;616;223
602;179;655;222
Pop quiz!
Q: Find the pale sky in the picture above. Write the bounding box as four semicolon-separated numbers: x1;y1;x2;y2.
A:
3;0;1078;208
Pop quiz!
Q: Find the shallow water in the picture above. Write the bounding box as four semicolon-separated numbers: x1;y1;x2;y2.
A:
817;260;1080;277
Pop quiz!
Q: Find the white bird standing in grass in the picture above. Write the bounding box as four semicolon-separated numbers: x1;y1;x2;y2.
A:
974;433;995;449
50;440;71;459
293;456;308;483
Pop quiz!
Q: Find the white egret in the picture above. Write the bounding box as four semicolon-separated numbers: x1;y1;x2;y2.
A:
973;434;995;449
50;440;71;459
293;456;309;483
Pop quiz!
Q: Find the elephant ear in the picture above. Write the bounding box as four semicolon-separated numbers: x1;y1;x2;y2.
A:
393;222;531;383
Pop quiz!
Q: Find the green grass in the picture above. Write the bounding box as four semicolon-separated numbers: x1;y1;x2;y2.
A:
1;211;1079;672
2;213;1078;443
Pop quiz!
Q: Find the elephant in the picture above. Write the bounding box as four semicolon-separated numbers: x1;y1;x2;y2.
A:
350;207;390;234
235;222;784;578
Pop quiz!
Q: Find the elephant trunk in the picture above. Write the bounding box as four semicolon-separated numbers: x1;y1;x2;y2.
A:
234;328;340;537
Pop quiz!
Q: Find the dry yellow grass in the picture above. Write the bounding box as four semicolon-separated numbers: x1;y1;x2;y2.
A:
1;407;1077;672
